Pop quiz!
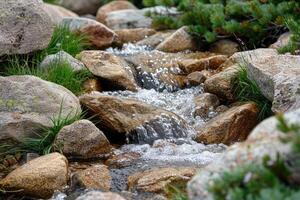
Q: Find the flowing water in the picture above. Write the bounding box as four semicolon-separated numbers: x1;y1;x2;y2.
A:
52;44;226;199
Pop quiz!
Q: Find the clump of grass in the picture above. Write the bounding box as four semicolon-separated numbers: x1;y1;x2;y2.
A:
43;0;57;4
234;66;273;121
0;108;83;157
278;18;300;54
166;185;188;200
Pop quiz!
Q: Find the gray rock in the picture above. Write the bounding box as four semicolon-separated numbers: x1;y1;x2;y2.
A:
59;0;102;15
188;107;295;200
40;51;86;72
55;120;111;159
136;31;174;48
0;0;54;56
0;75;81;142
76;191;125;200
43;3;78;25
269;32;292;49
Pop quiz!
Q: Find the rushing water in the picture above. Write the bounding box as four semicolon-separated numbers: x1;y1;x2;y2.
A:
52;44;226;199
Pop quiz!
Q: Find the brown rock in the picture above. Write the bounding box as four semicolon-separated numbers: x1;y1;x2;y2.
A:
156;27;197;53
209;39;239;56
105;152;141;168
61;17;117;49
195;103;259;145
185;71;206;86
136;31;174;48
72;164;111;191
115;28;156;44
179;55;228;74
83;78;103;93
78;51;138;91
0;153;68;199
193;93;220;118
204;64;239;101
59;0;102;15
96;0;137;24
43;3;78;25
128;167;197;193
54;120;111;159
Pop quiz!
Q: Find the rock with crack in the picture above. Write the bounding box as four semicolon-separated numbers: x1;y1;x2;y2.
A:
61;17;117;49
0;0;54;56
78;50;138;91
195;102;259;145
188;106;297;200
79;93;190;144
54;120;111;159
0;153;68;199
0;75;81;143
128;167;197;193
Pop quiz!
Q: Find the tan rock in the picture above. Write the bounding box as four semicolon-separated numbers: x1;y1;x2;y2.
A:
43;3;78;25
96;0;137;24
209;39;239;56
72;164;111;191
195;103;259;145
115;28;156;44
78;51;138;91
105;152;141;168
0;153;68;199
156;27;197;52
54;120;111;159
136;31;174;48
185;71;206;86
76;191;126;200
79;93;189;144
204;64;239;101
128;167;197;193
61;17;117;49
193;93;220;118
269;32;291;49
179;55;228;74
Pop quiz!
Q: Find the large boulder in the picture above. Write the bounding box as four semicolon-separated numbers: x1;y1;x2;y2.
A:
188;107;296;200
54;120;111;159
43;3;78;25
0;0;54;56
76;191;126;200
234;49;300;113
79;93;190;144
59;0;102;15
78;51;138;91
0;153;68;199
195;103;259;145
61;17;117;49
96;0;137;24
156;27;197;53
128;167;197;193
0;75;81;143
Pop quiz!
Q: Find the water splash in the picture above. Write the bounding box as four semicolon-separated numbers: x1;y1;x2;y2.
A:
106;43;153;56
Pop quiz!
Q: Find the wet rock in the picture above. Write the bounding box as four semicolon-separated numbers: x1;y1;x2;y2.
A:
204;64;239;101
105;9;152;30
72;164;111;191
0;153;68;199
269;32;291;49
83;79;103;93
61;17;117;49
136;31;174;48
0;75;81;143
78;50;138;91
105;152;141;168
0;0;54;56
96;0;137;24
235;49;300;113
193;93;220;118
128;167;197;193
188;107;296;200
179;55;228;74
40;51;86;72
79;93;189;144
76;191;126;200
54;120;111;159
185;71;207;86
195;103;259;145
59;0;101;15
209;39;239;56
115;28;156;45
43;3;78;25
156;27;197;53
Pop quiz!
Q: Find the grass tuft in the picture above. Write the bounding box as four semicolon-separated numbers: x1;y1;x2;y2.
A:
235;66;273;121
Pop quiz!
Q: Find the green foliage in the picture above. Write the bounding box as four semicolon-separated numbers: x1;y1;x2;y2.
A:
235;66;273;121
167;186;188;200
0;108;82;157
43;0;57;4
278;18;300;54
148;0;300;48
4;58;93;96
